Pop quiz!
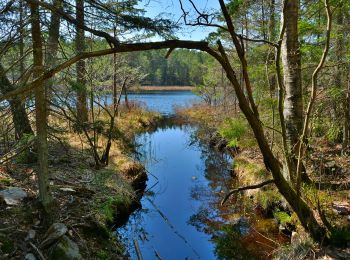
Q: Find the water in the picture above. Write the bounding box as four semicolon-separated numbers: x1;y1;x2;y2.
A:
118;90;201;115
121;125;233;259
119;91;286;259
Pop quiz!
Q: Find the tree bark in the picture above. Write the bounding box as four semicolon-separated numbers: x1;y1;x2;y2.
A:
281;0;303;181
30;1;52;210
75;0;88;124
45;0;62;111
344;80;350;149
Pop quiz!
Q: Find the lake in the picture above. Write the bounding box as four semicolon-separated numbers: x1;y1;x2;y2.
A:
120;90;201;115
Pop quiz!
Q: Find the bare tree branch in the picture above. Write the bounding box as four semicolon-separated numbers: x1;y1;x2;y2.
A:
221;179;275;205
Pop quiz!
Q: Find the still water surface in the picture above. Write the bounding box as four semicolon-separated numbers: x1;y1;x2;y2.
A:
120;125;233;259
119;91;284;259
122;90;201;115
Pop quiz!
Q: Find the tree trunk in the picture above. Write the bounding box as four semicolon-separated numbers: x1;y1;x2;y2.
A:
281;0;303;181
335;6;349;149
45;0;62;111
215;42;327;242
30;1;52;210
0;65;33;139
344;80;350;149
0;1;33;140
75;0;88;124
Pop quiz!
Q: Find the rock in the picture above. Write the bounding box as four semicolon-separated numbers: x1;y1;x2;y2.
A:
25;253;37;260
50;235;82;260
40;223;68;248
0;187;27;205
25;229;36;241
332;201;350;215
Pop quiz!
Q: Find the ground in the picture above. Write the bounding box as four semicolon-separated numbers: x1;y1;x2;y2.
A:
0;104;160;259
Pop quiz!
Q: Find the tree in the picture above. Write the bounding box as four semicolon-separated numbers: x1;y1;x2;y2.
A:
0;1;33;140
1;0;346;244
280;0;303;182
29;0;52;211
76;0;89;124
0;64;33;139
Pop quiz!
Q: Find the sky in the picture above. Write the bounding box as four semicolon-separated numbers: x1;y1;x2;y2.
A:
138;0;221;41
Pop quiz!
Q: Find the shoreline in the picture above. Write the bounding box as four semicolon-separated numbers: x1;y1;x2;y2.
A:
130;85;194;92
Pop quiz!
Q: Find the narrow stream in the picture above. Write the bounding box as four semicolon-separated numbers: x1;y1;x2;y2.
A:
119;91;286;259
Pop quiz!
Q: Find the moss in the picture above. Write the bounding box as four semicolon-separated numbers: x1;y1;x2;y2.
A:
50;236;82;260
100;195;132;223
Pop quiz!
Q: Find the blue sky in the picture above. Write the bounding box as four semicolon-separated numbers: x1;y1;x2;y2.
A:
138;0;221;40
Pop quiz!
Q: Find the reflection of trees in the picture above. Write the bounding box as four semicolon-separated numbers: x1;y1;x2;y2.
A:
188;127;259;259
213;224;255;260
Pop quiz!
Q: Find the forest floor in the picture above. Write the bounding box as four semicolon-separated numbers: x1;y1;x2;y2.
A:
177;104;350;259
0;104;161;259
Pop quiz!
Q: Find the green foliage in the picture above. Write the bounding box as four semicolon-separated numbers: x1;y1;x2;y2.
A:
256;189;282;211
92;120;105;134
218;118;246;148
326;124;342;143
126;49;211;86
273;210;292;225
69;80;87;93
96;249;110;260
313;117;326;137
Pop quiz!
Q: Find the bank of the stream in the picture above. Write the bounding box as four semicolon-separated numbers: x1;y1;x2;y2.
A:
176;104;350;259
0;104;161;259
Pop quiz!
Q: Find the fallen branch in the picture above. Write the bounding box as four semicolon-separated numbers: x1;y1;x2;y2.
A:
221;179;275;205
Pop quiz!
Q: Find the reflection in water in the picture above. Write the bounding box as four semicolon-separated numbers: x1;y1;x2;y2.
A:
119;124;286;259
118;91;287;259
119;125;232;259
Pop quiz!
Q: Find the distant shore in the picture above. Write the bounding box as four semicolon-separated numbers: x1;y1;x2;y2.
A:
130;85;194;92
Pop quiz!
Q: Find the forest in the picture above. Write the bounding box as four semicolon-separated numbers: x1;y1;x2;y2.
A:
0;0;349;259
